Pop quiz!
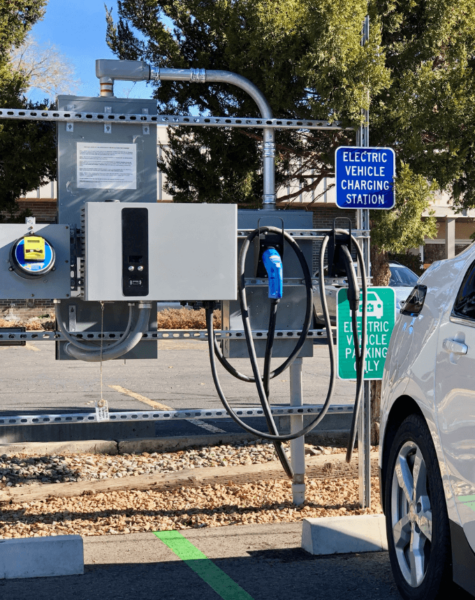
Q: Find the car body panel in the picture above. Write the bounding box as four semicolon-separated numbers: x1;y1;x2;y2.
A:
379;254;474;530
432;250;475;550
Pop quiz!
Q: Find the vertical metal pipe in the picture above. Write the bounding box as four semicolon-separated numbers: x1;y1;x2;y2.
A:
97;62;277;208
357;14;372;510
263;128;276;207
290;356;305;505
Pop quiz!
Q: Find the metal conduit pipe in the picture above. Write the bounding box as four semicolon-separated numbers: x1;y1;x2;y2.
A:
95;59;276;208
55;301;137;352
64;303;152;362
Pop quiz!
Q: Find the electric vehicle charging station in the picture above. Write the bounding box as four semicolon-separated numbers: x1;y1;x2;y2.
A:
0;56;380;507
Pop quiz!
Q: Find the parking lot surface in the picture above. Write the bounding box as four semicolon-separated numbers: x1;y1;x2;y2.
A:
0;340;355;442
0;340;355;414
0;524;404;600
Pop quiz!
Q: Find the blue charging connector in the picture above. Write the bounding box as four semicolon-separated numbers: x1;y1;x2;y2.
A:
262;248;283;299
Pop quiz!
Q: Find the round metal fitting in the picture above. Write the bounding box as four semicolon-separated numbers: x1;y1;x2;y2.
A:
10;236;56;279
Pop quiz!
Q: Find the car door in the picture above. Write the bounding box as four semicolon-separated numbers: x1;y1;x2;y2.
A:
436;258;475;550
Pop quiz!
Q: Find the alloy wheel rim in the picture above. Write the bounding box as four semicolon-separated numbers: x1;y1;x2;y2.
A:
391;441;433;587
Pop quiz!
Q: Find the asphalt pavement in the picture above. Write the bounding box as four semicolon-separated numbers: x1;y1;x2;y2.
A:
0;340;355;443
0;524;406;600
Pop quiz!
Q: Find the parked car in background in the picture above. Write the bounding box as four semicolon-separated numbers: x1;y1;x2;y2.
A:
313;261;419;326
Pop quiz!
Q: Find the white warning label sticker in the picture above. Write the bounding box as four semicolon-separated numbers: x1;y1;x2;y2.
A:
77;142;137;190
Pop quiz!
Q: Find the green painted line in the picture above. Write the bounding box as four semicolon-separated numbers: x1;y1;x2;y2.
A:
154;530;254;600
457;495;475;512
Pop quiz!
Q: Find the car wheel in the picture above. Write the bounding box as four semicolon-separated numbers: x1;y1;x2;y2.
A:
384;414;453;599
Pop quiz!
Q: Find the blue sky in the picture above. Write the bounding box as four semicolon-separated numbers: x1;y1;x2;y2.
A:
29;0;154;100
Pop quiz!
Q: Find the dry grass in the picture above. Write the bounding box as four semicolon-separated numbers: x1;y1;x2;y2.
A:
0;307;220;332
0;318;55;331
157;308;221;330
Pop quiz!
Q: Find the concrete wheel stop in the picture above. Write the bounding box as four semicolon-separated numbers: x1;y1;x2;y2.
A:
0;535;84;579
301;515;388;555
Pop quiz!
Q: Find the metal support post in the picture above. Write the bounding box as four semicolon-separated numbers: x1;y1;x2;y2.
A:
356;14;372;509
290;357;305;505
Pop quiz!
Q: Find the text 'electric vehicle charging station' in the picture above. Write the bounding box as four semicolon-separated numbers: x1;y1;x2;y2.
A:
0;57;395;508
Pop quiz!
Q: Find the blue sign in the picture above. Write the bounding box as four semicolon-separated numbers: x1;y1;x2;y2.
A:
335;147;395;210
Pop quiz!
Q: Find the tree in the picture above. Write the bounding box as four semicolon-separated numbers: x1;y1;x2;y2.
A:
106;0;389;205
10;35;80;99
0;1;57;220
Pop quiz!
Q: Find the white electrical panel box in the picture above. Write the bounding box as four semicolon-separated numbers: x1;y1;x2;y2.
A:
83;202;237;301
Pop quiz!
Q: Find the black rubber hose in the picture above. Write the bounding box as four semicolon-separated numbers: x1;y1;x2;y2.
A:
205;232;338;442
263;298;279;399
344;240;367;463
212;226;313;383
263;298;293;479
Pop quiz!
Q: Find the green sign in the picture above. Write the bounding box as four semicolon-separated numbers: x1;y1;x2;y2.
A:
337;286;396;380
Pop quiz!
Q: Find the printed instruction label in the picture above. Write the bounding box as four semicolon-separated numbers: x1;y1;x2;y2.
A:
77;142;137;190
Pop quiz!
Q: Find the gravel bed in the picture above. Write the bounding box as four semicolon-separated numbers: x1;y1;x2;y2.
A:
0;441;368;489
0;477;382;539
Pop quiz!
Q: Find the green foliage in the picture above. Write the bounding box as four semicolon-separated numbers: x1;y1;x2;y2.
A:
370;0;475;210
0;0;56;220
370;164;437;253
106;0;475;251
106;0;389;204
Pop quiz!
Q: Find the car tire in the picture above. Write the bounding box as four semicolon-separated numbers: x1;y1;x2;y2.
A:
384;414;453;599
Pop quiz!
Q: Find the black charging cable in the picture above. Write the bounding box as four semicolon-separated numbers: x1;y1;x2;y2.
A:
206;227;366;466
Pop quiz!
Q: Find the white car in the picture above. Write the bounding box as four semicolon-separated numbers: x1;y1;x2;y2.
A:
380;245;475;599
313;261;419;326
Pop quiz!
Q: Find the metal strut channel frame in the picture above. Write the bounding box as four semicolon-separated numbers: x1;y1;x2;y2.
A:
0;329;332;342
0;404;353;427
237;229;370;240
0;108;345;131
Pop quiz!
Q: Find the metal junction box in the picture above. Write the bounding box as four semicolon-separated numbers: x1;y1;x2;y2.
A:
83;202;237;302
57;95;158;228
0;224;71;299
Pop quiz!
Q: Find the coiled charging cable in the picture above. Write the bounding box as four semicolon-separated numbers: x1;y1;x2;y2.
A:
206;226;367;469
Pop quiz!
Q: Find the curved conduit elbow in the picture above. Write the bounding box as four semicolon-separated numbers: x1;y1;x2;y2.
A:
65;304;151;362
56;303;136;352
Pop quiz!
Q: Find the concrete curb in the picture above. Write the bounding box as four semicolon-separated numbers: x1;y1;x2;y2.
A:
301;515;388;555
0;440;118;456
0;535;84;579
0;429;350;456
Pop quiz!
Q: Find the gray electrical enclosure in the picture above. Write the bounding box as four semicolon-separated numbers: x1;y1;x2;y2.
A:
83;203;237;302
57;95;158;227
0;224;71;299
